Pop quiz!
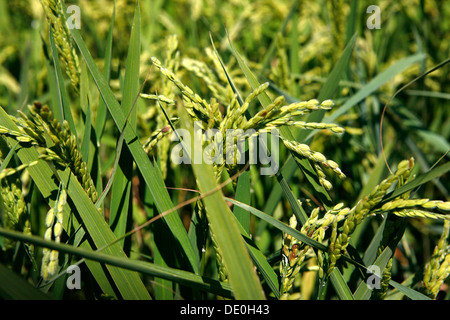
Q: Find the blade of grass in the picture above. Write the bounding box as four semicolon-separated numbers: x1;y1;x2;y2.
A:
0;141;18;172
388;279;431;300
68;12;199;274
406;89;450;100
80;62;91;163
109;0;140;253
0;228;233;299
142;175;175;300
289;7;300;98
323;53;427;125
344;0;358;47
94;0;115;140
58;167;151;299
354;212;406;300
353;245;394;300
234;216;280;299
176;113;265;299
225;198;326;251
233;170;251;233
191;162;265;299
329;268;354;300
42;38;62;122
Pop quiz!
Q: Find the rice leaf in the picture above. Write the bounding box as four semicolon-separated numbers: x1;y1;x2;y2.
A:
191;163;265;299
234;217;280;299
329;268;354;300
388;279;431;300
225;198;327;251
233;170;251;233
176;116;265;299
94;0;115;140
0;228;233;299
68;13;199;274
79;62;91;163
109;0;140;253
321;53;427;125
353;245;393;300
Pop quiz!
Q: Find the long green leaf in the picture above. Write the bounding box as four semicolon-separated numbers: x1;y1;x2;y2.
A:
353;245;395;300
180;119;265;299
235;220;280;299
109;0;140;253
321;53;427;125
226;198;327;251
0;228;233;299
94;0;115;140
388;279;431;300
80;62;91;163
233;170;251;233
329;268;354;300
59;167;151;299
68;13;199;274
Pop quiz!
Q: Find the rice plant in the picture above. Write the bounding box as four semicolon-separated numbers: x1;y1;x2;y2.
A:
0;0;449;301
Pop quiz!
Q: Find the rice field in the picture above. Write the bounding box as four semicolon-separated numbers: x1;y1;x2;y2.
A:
0;0;449;301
